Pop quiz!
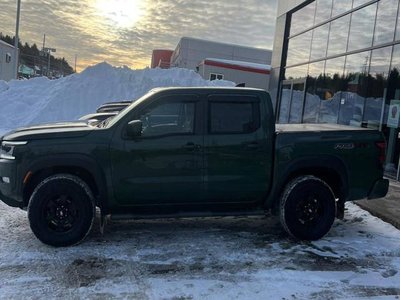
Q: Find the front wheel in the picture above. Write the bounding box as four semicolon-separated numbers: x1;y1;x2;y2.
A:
279;175;336;241
28;174;95;247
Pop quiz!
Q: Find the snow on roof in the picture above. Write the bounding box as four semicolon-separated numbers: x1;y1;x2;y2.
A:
203;58;271;73
0;39;15;49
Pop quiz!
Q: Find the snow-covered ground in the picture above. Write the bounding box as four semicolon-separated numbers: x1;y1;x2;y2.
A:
1;64;399;299
0;201;399;299
0;63;233;136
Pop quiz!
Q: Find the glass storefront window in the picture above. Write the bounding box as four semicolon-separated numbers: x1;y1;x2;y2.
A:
278;83;292;123
290;2;316;36
314;0;333;25
327;14;350;56
318;57;346;124
383;44;400;175
280;65;308;124
373;0;398;46
285;64;308;80
363;47;392;129
340;51;371;126
353;0;373;9
348;3;377;52
286;31;312;66
310;23;329;60
304;61;326;123
308;60;326;77
331;0;352;17
289;82;306;123
325;56;345;77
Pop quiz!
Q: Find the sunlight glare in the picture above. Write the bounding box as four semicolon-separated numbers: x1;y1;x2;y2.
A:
96;0;144;28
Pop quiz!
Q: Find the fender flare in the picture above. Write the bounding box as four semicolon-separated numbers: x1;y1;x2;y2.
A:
267;155;349;209
23;154;109;212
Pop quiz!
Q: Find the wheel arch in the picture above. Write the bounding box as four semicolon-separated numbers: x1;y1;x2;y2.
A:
22;154;108;212
268;156;349;213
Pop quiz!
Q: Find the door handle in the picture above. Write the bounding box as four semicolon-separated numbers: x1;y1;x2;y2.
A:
183;142;201;151
246;142;260;149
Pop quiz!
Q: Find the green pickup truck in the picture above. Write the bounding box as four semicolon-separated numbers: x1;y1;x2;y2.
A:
0;87;389;246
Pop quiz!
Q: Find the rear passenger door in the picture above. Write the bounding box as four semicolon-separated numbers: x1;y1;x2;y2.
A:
204;94;272;204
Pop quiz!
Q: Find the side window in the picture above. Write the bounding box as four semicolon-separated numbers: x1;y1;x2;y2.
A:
5;53;12;63
210;73;224;81
209;96;260;134
139;101;195;137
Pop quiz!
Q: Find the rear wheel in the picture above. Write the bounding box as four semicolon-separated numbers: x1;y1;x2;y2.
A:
280;175;336;240
27;174;95;247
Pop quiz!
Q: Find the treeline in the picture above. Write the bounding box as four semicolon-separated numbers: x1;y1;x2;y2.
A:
290;67;400;100
0;34;74;76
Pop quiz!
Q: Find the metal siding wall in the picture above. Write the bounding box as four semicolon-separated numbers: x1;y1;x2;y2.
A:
172;37;272;70
269;13;290;110
203;65;269;89
0;42;16;81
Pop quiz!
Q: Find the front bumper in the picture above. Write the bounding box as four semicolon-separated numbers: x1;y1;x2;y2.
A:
367;178;389;200
0;158;24;208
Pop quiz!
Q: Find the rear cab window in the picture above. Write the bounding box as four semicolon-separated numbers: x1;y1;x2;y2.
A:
208;95;261;134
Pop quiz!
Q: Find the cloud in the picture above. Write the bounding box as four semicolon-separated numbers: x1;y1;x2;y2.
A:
0;0;277;71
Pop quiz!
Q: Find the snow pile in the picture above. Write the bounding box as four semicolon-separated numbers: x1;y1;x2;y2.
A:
0;62;234;135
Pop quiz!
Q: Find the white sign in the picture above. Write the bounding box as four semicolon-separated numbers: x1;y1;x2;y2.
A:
387;100;400;128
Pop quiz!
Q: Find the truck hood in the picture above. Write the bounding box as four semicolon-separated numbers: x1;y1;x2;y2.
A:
1;121;95;141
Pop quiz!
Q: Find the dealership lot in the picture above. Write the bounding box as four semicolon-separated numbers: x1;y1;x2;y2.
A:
0;198;399;299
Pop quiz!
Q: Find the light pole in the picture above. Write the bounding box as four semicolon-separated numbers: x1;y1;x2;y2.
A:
14;0;21;79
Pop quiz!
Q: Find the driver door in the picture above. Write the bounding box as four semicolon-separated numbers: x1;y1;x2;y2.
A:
110;94;204;206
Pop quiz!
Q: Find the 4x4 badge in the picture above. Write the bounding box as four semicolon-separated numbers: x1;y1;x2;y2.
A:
335;143;355;150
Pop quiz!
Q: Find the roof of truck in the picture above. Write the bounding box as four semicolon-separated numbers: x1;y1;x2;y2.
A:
149;86;267;93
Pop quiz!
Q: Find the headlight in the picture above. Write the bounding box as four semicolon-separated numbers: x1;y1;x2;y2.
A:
0;141;28;160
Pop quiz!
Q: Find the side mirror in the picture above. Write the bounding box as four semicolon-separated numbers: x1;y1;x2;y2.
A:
126;120;143;138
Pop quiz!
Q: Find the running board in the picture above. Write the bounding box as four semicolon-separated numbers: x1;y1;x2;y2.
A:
110;210;266;221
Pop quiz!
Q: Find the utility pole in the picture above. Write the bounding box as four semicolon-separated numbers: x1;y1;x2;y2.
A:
74;54;77;73
43;47;56;77
41;34;46;76
14;0;21;79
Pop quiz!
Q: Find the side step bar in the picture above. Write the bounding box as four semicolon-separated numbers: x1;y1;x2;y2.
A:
109;210;267;221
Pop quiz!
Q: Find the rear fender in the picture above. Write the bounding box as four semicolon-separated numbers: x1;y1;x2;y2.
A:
267;155;349;210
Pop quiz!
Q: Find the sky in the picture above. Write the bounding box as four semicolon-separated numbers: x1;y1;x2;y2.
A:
0;0;278;72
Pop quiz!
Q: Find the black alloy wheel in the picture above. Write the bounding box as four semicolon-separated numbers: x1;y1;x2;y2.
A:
280;175;336;241
28;174;95;247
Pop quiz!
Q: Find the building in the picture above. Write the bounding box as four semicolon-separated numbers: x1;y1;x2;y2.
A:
151;49;173;69
270;0;400;177
197;58;271;89
170;37;272;70
0;40;16;81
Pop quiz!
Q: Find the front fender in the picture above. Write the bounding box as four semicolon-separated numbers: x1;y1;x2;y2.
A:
23;154;109;212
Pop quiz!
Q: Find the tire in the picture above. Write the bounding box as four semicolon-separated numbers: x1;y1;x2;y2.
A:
279;175;336;241
27;174;95;247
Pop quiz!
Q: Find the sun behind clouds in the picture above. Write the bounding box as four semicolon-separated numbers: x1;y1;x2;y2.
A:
95;0;145;28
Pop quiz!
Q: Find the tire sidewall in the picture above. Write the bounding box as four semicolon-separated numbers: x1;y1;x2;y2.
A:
28;174;95;247
280;175;336;241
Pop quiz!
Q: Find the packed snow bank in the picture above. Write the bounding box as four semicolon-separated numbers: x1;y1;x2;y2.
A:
0;62;234;136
